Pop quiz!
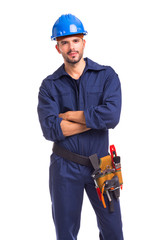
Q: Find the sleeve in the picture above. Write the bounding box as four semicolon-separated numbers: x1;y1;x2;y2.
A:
37;80;65;142
84;69;122;130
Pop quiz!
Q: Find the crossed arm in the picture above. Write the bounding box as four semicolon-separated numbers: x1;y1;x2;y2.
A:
59;111;91;137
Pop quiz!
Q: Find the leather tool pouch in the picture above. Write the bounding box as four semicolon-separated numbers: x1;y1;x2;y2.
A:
97;154;123;191
90;145;123;212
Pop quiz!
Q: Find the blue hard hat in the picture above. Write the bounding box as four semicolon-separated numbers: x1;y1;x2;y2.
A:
51;14;88;40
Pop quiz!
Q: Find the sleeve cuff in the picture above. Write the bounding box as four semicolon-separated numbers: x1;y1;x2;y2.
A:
84;109;92;128
56;117;66;142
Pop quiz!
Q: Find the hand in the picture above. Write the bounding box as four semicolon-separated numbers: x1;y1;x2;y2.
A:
59;111;70;121
59;111;86;124
60;120;91;137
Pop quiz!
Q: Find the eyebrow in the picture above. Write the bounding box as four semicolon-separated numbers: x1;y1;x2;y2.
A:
60;38;81;44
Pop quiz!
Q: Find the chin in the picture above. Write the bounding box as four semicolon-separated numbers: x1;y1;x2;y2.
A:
67;56;82;64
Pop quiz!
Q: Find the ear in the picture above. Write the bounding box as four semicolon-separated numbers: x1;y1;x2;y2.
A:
83;39;86;49
55;44;61;54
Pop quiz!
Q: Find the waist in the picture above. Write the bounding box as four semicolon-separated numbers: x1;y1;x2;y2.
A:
53;143;93;167
55;129;109;158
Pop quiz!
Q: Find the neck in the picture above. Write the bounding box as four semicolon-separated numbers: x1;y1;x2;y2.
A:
64;58;86;80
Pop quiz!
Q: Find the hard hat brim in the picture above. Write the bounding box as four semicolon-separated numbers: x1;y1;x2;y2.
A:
51;31;88;41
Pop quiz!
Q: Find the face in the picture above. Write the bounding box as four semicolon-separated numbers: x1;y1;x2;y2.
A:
56;36;86;64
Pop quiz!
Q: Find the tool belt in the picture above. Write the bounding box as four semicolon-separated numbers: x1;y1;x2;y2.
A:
53;143;123;212
53;143;92;167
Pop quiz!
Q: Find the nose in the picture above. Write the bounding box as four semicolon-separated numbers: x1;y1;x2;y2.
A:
69;42;75;51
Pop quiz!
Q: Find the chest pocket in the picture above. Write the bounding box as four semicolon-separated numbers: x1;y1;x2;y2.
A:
87;86;103;107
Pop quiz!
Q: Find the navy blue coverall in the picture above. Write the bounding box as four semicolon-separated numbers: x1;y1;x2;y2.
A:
38;58;123;240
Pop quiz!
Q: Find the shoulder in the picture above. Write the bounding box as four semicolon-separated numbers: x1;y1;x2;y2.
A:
40;64;65;89
45;64;65;82
86;58;117;75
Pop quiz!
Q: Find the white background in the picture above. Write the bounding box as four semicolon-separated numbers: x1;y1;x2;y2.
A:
0;0;160;239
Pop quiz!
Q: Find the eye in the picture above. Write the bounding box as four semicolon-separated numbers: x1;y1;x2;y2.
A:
61;41;68;45
73;39;80;43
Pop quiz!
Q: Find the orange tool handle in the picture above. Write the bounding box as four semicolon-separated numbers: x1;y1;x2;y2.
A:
101;185;107;208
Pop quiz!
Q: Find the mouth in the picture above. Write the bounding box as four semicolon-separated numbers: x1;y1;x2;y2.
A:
68;51;78;57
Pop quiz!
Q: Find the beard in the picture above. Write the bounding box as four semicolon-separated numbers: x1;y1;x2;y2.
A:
63;51;83;65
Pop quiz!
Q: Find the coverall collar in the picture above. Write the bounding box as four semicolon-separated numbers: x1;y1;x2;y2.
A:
52;58;106;80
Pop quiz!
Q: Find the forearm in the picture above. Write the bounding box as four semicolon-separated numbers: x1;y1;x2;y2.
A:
59;111;86;124
60;120;90;137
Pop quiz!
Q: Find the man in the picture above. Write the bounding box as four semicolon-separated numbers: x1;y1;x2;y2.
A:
38;14;123;240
